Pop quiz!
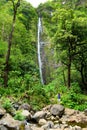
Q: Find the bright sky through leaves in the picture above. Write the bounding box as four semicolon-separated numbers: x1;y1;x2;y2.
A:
26;0;47;7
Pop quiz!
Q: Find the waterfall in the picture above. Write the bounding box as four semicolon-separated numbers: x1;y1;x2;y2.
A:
38;17;44;84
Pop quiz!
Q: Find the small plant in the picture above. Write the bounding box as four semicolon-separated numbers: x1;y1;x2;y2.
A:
2;99;12;112
14;110;25;121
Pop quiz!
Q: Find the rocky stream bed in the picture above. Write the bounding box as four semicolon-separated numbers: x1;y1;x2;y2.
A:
0;103;87;130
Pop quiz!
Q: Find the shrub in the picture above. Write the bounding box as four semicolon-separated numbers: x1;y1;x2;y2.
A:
2;99;12;112
70;82;82;93
14;110;25;121
61;83;87;111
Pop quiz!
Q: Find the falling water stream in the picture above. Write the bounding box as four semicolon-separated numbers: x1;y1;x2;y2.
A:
38;17;44;84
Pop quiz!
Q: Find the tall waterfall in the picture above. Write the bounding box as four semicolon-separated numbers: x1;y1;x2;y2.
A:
38;17;44;84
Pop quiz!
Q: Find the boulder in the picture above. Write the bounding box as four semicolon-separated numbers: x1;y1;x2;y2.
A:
38;119;47;126
31;111;47;122
65;108;78;116
0;107;6;118
50;104;65;117
41;121;54;130
0;113;25;130
21;110;31;120
67;112;87;124
45;111;51;119
74;125;82;130
0;125;8;130
19;103;31;111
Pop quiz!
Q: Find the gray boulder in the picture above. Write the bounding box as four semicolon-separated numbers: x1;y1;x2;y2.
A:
50;104;65;117
38;119;47;126
0;125;8;130
32;111;47;122
0;113;25;130
21;110;31;120
41;121;54;130
19;103;31;111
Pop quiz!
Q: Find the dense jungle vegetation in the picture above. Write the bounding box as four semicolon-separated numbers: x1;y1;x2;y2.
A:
0;0;87;111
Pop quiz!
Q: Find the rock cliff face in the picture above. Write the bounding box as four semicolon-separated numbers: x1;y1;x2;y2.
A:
37;14;57;85
0;104;87;130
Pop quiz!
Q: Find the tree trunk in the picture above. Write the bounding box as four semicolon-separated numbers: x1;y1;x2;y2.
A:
4;0;20;87
4;23;15;87
68;61;71;88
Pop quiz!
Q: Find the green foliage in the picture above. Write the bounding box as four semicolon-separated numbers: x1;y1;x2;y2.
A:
61;83;87;111
70;83;82;93
0;40;7;55
2;99;12;112
44;84;55;96
8;77;22;92
0;40;7;85
14;110;25;121
0;87;13;97
18;1;37;31
0;0;87;112
44;76;87;111
28;84;50;110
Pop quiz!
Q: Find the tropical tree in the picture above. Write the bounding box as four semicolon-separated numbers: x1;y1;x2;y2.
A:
52;6;87;88
72;11;87;89
4;0;20;87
